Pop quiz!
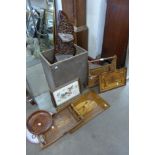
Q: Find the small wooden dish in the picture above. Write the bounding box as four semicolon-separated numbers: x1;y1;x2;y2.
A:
26;110;53;135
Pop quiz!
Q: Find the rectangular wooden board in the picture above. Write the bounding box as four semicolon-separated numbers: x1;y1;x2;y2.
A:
99;68;127;92
69;91;110;133
39;106;82;149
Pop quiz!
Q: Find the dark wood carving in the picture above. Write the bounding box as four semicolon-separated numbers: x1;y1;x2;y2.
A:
61;0;88;50
55;11;76;55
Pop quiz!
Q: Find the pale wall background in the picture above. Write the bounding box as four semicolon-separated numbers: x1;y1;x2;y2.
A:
86;0;107;59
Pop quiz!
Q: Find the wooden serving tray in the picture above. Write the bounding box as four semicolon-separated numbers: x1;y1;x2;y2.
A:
39;106;82;149
88;56;117;87
99;68;127;92
69;91;110;133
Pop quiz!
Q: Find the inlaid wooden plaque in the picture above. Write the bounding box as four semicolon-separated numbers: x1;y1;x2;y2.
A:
99;68;127;92
69;91;110;133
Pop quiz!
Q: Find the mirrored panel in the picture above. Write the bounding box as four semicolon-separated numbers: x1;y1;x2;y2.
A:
26;0;56;110
26;0;55;52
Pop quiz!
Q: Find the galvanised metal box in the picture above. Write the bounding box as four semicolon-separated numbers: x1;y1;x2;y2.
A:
40;45;88;92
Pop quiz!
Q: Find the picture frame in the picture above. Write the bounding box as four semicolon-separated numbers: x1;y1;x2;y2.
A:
51;79;81;109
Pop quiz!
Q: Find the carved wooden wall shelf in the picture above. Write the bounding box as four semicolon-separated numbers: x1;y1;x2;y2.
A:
61;0;88;50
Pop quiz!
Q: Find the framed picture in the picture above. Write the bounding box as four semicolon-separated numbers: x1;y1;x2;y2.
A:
52;79;81;108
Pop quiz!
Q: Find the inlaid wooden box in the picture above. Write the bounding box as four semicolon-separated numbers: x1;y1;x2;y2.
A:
99;68;127;92
88;55;117;87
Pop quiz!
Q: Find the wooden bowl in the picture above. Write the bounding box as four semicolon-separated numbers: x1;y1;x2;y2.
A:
27;110;53;135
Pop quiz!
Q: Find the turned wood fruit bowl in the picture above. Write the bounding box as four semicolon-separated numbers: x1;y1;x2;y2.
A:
27;110;53;135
